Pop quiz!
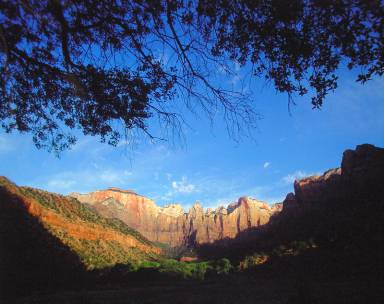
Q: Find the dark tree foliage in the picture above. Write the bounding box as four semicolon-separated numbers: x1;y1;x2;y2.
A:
198;0;383;105
0;0;382;152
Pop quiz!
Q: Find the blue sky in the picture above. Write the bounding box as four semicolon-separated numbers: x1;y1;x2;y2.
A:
0;71;383;210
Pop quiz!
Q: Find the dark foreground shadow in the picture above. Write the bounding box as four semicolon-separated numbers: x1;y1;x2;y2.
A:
0;187;87;301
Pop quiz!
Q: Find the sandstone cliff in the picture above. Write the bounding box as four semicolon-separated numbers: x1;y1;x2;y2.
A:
275;143;384;249
282;143;384;214
70;189;279;247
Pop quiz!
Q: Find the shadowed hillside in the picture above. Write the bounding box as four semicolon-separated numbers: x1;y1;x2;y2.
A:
0;177;162;300
0;180;85;300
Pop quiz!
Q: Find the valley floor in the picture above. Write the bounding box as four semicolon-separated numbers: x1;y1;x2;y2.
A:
10;268;384;304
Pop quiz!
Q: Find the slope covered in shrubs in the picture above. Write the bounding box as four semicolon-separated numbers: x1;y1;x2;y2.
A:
0;177;160;271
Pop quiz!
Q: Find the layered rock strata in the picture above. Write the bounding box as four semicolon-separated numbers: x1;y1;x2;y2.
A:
71;189;279;247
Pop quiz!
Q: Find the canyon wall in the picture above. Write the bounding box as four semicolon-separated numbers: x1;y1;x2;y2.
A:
71;144;384;248
275;143;384;248
282;143;384;213
70;190;281;247
195;144;384;261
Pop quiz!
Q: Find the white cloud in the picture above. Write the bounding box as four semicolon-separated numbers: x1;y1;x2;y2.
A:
159;190;173;201
261;196;286;204
282;170;320;185
263;162;270;169
171;176;196;194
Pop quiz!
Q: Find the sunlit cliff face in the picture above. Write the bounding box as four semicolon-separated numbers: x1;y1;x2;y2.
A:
70;189;280;246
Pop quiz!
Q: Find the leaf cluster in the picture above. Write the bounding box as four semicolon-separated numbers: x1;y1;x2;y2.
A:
1;1;382;152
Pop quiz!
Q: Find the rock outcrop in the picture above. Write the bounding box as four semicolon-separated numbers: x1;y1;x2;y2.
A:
276;143;384;247
71;144;384;248
196;144;384;261
71;190;279;247
282;144;384;212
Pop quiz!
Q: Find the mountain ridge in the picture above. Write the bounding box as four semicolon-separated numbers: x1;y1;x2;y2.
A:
0;177;161;271
68;143;384;249
70;188;279;217
70;189;281;246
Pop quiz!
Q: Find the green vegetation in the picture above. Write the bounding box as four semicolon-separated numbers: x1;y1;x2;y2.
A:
19;187;152;243
158;259;208;279
156;243;197;259
239;253;269;270
238;240;314;270
102;258;235;280
139;261;161;268
271;240;313;257
2;185;159;270
68;238;159;270
212;258;233;275
152;258;234;280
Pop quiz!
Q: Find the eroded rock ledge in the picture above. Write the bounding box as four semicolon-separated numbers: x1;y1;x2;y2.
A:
70;189;280;246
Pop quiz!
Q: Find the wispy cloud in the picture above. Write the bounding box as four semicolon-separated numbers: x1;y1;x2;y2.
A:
281;170;320;185
171;176;196;194
153;174;240;206
37;168;134;194
151;175;199;203
47;179;76;192
292;76;384;137
99;170;132;184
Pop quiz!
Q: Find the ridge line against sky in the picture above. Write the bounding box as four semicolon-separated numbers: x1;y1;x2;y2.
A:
0;71;383;210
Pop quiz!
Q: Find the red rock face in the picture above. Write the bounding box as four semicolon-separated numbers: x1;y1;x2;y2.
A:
71;191;280;247
282;144;384;214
